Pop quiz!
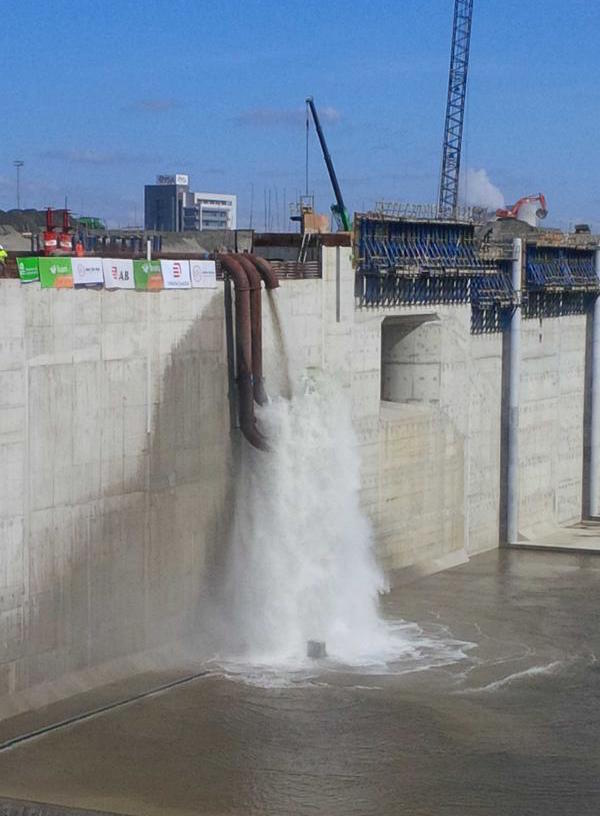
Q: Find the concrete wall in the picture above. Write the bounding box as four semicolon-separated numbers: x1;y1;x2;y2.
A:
309;249;589;568
0;247;594;709
0;282;230;709
519;314;587;535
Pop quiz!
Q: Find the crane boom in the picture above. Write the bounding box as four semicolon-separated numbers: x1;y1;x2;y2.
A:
438;0;474;216
305;96;351;231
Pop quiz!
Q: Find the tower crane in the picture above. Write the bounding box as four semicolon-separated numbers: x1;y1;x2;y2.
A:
438;0;474;216
305;96;351;231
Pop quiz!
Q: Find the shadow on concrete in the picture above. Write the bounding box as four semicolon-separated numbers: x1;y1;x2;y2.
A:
0;293;241;720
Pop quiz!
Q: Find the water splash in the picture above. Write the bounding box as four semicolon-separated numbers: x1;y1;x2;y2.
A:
225;375;387;663
222;374;473;676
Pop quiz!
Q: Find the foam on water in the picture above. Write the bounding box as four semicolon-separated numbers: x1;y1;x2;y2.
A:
221;372;473;681
462;660;565;694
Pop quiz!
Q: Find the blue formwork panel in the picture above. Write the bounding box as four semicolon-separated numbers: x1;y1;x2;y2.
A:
526;246;597;291
355;214;499;316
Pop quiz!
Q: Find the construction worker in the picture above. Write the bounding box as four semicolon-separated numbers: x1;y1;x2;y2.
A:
0;244;7;271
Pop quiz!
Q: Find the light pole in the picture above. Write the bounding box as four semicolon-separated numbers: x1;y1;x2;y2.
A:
14;160;24;209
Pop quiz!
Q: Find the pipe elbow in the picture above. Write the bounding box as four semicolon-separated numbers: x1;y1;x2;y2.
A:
249;254;279;290
241;421;270;452
218;253;250;290
237;255;262;290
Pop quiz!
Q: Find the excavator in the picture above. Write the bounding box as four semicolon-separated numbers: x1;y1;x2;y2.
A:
305;96;351;231
496;194;548;221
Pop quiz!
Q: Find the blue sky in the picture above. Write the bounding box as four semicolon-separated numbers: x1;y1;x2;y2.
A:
1;0;599;229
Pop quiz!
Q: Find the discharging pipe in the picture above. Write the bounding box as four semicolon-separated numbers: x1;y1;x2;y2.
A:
237;255;268;405
589;248;600;516
506;237;522;544
218;254;267;451
248;254;279;290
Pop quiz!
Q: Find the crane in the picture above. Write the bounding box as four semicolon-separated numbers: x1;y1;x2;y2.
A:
438;0;474;216
305;96;351;231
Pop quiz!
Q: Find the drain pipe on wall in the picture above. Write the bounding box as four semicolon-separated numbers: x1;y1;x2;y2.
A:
219;254;268;451
507;237;522;545
588;247;600;517
237;255;268;406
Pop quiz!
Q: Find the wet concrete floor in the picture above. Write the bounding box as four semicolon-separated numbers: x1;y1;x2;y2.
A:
0;548;599;816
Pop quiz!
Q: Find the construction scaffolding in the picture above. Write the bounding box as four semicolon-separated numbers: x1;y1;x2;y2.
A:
470;269;514;333
524;245;599;320
354;213;504;326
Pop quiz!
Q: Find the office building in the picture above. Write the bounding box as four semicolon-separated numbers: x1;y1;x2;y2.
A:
144;175;237;232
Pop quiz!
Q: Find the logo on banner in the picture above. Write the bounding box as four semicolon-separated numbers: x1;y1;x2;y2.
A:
173;262;181;278
191;264;201;283
111;264;130;282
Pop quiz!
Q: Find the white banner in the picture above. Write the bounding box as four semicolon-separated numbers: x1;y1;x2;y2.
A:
190;260;217;289
72;257;103;286
103;258;134;289
160;259;191;289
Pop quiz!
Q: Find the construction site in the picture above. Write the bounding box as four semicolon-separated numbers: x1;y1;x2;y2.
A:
0;1;599;815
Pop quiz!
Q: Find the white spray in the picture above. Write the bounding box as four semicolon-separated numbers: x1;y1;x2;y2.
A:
225;374;391;664
220;298;473;677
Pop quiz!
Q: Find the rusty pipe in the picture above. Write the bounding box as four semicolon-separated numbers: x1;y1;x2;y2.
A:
218;254;267;451
237;255;268;406
248;254;279;290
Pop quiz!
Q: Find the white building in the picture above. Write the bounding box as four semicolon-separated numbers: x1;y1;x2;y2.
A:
145;174;237;232
183;192;237;232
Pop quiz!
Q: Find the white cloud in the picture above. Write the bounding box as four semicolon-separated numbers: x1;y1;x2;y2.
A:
462;168;504;210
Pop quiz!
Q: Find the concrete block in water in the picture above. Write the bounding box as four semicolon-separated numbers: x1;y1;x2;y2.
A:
307;640;327;659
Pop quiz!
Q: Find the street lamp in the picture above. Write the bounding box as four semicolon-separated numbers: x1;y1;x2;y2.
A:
14;160;24;209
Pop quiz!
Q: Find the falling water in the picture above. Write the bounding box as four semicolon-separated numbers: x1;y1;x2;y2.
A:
222;374;472;677
224;375;390;664
219;292;473;677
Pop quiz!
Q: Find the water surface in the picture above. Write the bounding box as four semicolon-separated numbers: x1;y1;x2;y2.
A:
0;549;598;815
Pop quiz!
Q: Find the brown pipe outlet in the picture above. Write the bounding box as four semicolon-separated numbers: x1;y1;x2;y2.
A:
218;254;267;451
237;255;268;406
248;254;279;290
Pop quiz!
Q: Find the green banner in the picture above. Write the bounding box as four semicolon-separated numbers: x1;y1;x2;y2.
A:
16;257;39;283
38;257;73;289
133;259;163;290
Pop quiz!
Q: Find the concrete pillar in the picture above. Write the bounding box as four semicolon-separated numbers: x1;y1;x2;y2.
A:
507;238;522;544
589;248;600;516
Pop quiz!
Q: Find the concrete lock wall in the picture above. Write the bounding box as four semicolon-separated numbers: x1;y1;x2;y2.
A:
0;247;593;709
519;315;587;535
0;282;231;711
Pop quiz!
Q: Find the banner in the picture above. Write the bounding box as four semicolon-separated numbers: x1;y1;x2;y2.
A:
38;257;73;288
22;255;221;292
17;257;39;283
103;258;134;289
160;259;191;289
72;257;103;287
190;260;217;288
133;259;163;290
